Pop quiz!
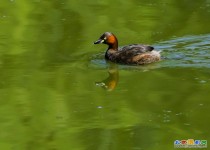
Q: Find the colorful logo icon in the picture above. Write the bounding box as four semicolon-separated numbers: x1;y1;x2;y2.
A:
201;140;207;145
174;139;207;148
195;140;200;145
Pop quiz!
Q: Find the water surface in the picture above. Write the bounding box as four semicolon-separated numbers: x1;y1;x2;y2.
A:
0;0;210;150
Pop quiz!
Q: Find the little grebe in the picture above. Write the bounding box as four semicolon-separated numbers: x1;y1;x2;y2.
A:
94;32;161;65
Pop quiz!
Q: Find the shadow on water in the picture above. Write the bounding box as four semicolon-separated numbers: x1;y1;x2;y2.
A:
95;62;119;91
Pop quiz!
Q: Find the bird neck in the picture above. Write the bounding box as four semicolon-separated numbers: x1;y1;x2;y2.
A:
108;39;118;50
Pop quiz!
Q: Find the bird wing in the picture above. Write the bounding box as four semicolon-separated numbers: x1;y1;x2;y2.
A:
118;44;154;56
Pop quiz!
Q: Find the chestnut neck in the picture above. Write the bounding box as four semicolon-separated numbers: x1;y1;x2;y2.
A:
107;37;118;50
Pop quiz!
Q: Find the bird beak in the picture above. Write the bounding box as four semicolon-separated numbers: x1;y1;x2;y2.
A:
94;39;104;44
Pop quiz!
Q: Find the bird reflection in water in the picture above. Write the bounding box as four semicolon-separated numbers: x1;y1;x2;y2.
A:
95;62;119;91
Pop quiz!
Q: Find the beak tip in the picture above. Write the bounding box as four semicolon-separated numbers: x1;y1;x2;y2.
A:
94;39;102;44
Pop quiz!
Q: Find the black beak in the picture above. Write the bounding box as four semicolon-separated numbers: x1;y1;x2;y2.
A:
94;39;103;44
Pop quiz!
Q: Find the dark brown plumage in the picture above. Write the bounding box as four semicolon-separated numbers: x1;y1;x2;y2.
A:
94;32;161;65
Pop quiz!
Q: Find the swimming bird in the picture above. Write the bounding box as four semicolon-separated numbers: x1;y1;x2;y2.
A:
94;32;161;65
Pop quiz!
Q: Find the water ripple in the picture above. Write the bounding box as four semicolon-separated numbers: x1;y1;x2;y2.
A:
90;34;210;69
157;34;210;68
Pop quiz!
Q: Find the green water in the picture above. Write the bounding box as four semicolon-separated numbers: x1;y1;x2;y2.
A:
1;0;210;150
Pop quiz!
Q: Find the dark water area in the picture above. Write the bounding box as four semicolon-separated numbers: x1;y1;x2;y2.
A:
0;0;210;150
